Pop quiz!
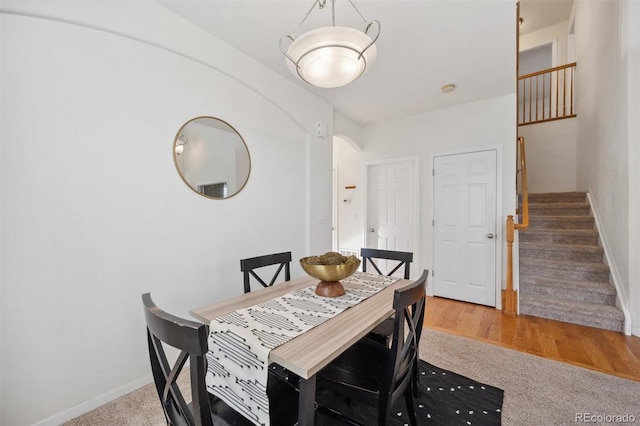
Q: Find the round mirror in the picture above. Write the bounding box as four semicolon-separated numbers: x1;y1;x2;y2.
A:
173;116;251;199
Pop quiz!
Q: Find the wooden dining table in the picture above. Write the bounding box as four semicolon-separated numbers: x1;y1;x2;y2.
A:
190;274;412;426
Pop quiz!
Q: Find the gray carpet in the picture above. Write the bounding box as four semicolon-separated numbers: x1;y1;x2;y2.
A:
518;191;625;332
65;328;639;426
421;328;639;426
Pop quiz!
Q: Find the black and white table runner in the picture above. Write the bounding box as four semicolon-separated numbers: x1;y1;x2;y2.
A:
205;272;399;426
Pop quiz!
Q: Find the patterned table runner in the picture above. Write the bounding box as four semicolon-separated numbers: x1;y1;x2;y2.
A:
205;272;399;426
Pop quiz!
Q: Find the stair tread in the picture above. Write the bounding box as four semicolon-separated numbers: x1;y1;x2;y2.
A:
520;256;610;271
520;242;603;253
519;294;624;320
519;274;616;295
521;228;598;235
530;215;593;220
528;191;586;199
529;202;590;208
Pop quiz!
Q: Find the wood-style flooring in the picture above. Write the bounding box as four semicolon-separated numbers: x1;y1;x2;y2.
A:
423;296;640;382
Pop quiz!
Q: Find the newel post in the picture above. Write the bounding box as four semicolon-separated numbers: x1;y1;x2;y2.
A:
502;215;518;316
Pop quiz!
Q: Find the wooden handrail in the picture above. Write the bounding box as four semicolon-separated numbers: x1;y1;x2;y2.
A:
519;62;576;80
514;136;528;230
518;62;576;126
503;137;528;316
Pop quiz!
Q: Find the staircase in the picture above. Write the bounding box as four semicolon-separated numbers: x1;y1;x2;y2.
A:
518;192;624;332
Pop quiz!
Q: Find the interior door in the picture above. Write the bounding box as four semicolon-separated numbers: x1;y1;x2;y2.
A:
366;160;415;275
433;150;497;306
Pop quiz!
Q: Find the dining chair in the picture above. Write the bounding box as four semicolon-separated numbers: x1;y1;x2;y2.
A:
142;293;298;426
239;251;300;390
361;248;413;279
360;248;414;347
240;251;292;294
315;270;428;426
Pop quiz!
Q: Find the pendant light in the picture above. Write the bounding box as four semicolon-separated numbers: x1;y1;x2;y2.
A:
279;0;380;89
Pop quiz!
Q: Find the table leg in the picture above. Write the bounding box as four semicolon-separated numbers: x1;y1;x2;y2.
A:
297;374;316;426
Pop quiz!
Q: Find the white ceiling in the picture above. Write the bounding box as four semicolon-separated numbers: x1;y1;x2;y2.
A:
519;0;573;36
157;0;572;127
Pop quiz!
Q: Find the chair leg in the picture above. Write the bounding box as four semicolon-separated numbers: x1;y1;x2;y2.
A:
413;358;420;397
404;387;418;426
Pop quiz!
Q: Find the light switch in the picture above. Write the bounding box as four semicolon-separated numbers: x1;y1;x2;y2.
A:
316;122;327;138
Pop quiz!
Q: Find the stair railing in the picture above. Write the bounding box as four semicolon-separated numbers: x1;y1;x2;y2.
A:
503;136;528;315
518;62;576;126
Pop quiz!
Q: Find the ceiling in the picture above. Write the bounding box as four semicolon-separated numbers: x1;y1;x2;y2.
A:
519;0;573;36
157;0;572;127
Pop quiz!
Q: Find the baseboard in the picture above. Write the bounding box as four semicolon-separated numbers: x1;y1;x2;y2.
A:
32;374;153;426
587;191;632;335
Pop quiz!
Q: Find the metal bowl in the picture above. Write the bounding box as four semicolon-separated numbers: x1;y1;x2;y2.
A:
299;257;361;282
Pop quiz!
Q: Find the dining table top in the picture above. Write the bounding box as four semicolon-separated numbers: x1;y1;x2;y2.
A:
190;274;411;380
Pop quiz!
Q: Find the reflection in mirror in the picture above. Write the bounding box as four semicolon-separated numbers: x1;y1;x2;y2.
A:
173;117;251;199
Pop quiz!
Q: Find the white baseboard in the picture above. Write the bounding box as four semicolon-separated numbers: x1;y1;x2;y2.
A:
32;374;153;426
587;191;632;336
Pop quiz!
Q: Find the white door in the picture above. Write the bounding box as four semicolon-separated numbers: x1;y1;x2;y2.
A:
433;150;497;306
366;160;416;275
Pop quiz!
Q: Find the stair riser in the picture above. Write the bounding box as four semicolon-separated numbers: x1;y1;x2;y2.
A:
519;233;599;245
528;218;594;230
520;249;603;263
519;304;623;332
528;207;591;216
520;285;616;305
519;263;609;282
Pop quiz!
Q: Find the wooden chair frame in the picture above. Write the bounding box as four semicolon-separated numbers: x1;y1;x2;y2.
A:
240;251;292;293
361;248;413;279
317;270;428;426
143;293;213;426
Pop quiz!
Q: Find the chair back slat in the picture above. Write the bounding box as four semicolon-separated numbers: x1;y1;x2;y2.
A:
240;251;292;293
360;248;413;279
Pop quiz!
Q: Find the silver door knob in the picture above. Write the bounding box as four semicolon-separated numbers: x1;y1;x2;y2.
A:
369;228;375;233
487;233;495;239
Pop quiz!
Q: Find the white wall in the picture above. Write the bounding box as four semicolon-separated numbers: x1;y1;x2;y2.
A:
335;94;517;292
518;119;577;193
574;0;638;334
0;2;334;424
627;0;640;337
520;20;571;67
334;137;365;253
518;20;577;196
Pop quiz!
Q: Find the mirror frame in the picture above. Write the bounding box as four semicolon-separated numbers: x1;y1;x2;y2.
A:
173;116;251;199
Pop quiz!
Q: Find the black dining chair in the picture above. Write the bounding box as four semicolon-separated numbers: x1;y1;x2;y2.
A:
315;270;428;426
360;248;414;347
142;293;298;426
361;248;413;279
240;251;292;294
239;251;300;390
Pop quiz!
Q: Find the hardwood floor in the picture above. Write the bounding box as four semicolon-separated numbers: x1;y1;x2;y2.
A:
423;296;640;382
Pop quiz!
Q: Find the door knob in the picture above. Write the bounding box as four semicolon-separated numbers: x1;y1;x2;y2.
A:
487;233;495;239
369;228;376;233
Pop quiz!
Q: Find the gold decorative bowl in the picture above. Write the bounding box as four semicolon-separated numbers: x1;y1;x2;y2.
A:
300;256;361;297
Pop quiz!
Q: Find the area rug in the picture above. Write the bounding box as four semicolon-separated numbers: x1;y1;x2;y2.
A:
65;328;639;426
315;359;503;425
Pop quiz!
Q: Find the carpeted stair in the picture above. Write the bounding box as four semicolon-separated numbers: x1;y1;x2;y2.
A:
518;192;624;332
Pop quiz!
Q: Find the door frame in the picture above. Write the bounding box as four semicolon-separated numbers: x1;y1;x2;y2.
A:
429;146;503;308
364;156;420;277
